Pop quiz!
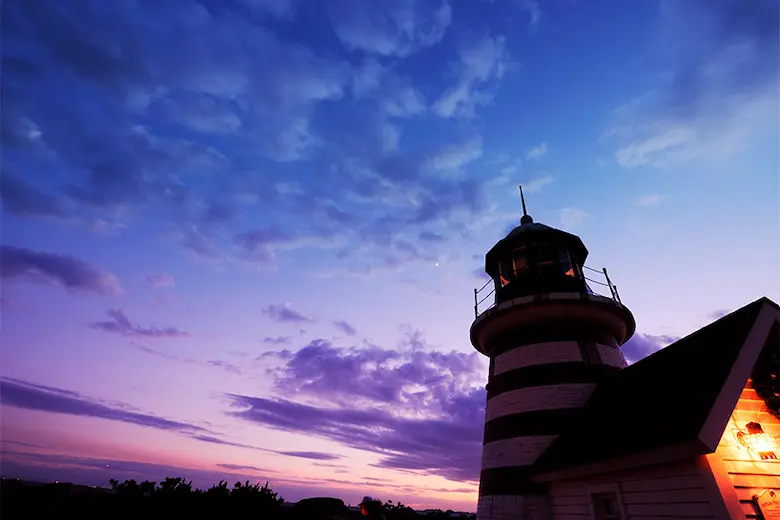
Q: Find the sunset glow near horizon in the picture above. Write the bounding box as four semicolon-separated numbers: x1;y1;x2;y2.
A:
1;0;778;511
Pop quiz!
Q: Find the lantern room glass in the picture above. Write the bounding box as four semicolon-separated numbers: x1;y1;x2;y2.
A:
494;244;585;299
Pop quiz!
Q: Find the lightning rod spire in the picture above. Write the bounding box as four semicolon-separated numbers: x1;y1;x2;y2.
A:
519;185;533;224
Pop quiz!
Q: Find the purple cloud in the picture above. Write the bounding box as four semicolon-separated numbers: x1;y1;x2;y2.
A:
188;435;264;451
313;462;348;469
90;309;188;338
228;393;483;482
277;451;342;461
227;336;487;482
418;231;445;243
262;336;292;345
0;245;121;295
262;304;314;324
622;333;680;364
145;274;174;288
708;308;731;320
216;463;273;473
206;360;242;375
0;377;205;434
333;320;357;336
0;168;71;219
134;345;196;363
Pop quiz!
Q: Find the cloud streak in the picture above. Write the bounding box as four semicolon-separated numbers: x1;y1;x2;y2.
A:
0;245;122;295
333;320;357;336
263;304;314;324
525;142;548;160
90;309;189;338
433;35;511;118
0;377;204;433
145;274;174;288
326;0;452;58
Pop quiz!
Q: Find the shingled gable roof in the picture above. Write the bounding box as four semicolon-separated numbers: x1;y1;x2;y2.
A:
532;296;780;482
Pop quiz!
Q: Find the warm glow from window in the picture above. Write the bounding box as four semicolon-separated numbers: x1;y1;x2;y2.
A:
565;268;575;277
737;422;778;460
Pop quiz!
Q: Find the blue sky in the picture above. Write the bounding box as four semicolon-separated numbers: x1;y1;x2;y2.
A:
1;0;778;510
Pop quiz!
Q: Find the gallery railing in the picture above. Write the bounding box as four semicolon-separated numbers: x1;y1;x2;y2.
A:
473;265;622;318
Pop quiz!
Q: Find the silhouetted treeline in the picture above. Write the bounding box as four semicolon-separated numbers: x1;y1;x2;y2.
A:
1;477;476;520
2;477;284;520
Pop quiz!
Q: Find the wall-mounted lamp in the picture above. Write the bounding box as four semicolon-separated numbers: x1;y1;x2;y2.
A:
737;422;778;460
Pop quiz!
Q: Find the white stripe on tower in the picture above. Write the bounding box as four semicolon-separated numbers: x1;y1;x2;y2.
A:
481;436;558;469
484;383;596;422
492;341;582;376
596;343;628;368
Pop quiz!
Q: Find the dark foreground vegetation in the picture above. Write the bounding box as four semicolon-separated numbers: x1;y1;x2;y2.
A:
0;477;475;520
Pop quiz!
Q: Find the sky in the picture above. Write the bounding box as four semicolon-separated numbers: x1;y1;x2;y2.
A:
1;0;778;511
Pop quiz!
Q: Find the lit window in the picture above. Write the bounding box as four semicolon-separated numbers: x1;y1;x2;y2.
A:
499;258;514;287
591;493;622;520
559;250;575;277
513;248;529;276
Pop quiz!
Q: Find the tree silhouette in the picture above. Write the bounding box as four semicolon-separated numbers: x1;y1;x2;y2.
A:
2;476;476;520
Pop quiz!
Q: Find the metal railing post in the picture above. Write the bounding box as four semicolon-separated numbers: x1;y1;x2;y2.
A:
602;268;616;301
474;288;478;318
613;285;621;304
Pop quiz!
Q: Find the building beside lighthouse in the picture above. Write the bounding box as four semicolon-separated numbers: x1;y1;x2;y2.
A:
470;191;780;520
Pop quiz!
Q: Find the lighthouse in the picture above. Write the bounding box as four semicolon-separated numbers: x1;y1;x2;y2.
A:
471;188;636;520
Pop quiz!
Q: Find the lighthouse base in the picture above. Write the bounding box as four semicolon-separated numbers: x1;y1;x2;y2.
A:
477;494;551;520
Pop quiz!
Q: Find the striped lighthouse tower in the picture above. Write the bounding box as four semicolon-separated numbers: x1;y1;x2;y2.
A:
470;188;635;520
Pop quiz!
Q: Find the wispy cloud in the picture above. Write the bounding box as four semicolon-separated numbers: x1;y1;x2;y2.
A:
525;142;548;160
0;377;204;433
707;308;732;321
635;194;662;207
433;35;511;118
326;0;452;58
422;136;483;172
0;167;72;219
521;175;554;194
263;304;314;324
90;309;189;339
216;463;273;473
206;360;242;375
263;336;292;345
606;0;779;169
622;333;680;364
333;320;357;336
145;274;174;288
519;0;541;26
0;245;121;295
559;208;590;229
277;451;342;461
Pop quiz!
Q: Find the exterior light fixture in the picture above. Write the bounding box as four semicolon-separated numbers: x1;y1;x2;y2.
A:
737;422;778;460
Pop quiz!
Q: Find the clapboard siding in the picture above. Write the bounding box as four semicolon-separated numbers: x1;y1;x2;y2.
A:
493;341;583;375
485;384;596;421
549;459;716;519
714;379;780;520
